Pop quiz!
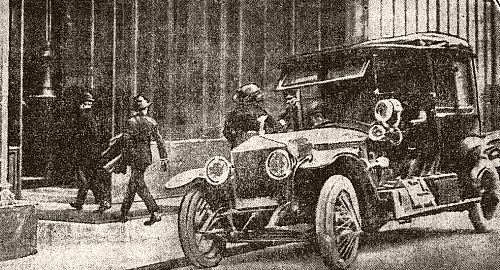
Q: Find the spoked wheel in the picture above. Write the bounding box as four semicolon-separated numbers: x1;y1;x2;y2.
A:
178;186;226;268
316;175;362;270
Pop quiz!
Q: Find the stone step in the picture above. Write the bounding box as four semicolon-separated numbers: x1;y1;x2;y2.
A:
22;188;97;204
37;213;180;248
35;197;181;224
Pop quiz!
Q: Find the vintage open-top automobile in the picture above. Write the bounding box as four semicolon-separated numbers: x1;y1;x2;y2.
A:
166;33;500;269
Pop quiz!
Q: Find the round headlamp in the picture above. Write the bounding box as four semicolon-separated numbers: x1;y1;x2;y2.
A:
205;156;231;186
374;99;402;126
368;124;386;141
386;128;403;145
374;99;394;122
266;149;293;180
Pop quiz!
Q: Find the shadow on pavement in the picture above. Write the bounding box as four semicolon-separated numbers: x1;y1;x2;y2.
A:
135;226;496;269
360;227;477;249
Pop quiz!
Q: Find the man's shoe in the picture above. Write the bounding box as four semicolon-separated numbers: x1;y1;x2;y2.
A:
144;212;162;226
95;201;112;213
69;202;83;211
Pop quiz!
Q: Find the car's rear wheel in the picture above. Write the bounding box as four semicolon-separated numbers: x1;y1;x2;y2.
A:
468;191;499;233
469;202;489;232
468;168;500;233
316;175;362;270
178;186;226;268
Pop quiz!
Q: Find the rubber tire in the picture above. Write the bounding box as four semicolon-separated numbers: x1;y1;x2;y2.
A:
468;168;500;233
468;202;490;233
315;175;362;270
178;187;226;268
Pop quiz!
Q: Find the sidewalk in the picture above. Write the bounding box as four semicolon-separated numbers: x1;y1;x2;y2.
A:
0;199;264;270
0;183;266;270
0;197;188;270
0;215;186;270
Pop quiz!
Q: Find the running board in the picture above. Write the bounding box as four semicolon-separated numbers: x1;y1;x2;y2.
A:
398;198;480;219
380;188;481;219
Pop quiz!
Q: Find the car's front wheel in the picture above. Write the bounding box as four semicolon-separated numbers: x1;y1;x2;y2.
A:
178;186;226;268
315;175;362;270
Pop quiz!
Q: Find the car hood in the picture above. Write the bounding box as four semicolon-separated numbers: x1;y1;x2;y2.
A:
232;127;367;153
165;127;367;191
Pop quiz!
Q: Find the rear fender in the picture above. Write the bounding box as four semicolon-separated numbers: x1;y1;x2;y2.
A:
470;158;500;195
459;136;500;197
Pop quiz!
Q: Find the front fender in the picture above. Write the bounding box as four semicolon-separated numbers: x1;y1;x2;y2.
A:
299;148;361;169
165;168;204;189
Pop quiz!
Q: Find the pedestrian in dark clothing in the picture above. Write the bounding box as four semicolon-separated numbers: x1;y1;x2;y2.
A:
120;94;168;226
70;91;111;213
223;83;280;149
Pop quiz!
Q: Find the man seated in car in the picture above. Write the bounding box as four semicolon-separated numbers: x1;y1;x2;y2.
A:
307;101;331;129
278;91;300;132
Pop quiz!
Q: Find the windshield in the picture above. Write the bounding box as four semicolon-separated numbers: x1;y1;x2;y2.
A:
278;58;377;130
278;59;370;91
278;52;439;130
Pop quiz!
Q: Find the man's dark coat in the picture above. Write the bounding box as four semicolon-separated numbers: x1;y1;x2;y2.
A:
123;113;167;171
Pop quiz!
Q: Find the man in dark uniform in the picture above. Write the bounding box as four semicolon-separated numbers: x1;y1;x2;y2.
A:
401;91;439;177
120;94;168;226
223;83;280;149
70;91;111;212
278;91;300;132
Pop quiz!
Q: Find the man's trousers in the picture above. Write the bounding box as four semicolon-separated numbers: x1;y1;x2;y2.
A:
120;167;159;215
75;165;111;206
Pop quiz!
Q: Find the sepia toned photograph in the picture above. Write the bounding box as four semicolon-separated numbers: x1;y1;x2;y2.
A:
1;0;500;269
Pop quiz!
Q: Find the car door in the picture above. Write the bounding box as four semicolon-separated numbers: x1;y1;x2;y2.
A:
431;51;480;172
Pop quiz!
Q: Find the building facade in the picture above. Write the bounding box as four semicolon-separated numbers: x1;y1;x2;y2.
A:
1;0;499;192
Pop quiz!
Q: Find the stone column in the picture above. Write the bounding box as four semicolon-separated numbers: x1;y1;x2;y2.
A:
0;0;10;192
